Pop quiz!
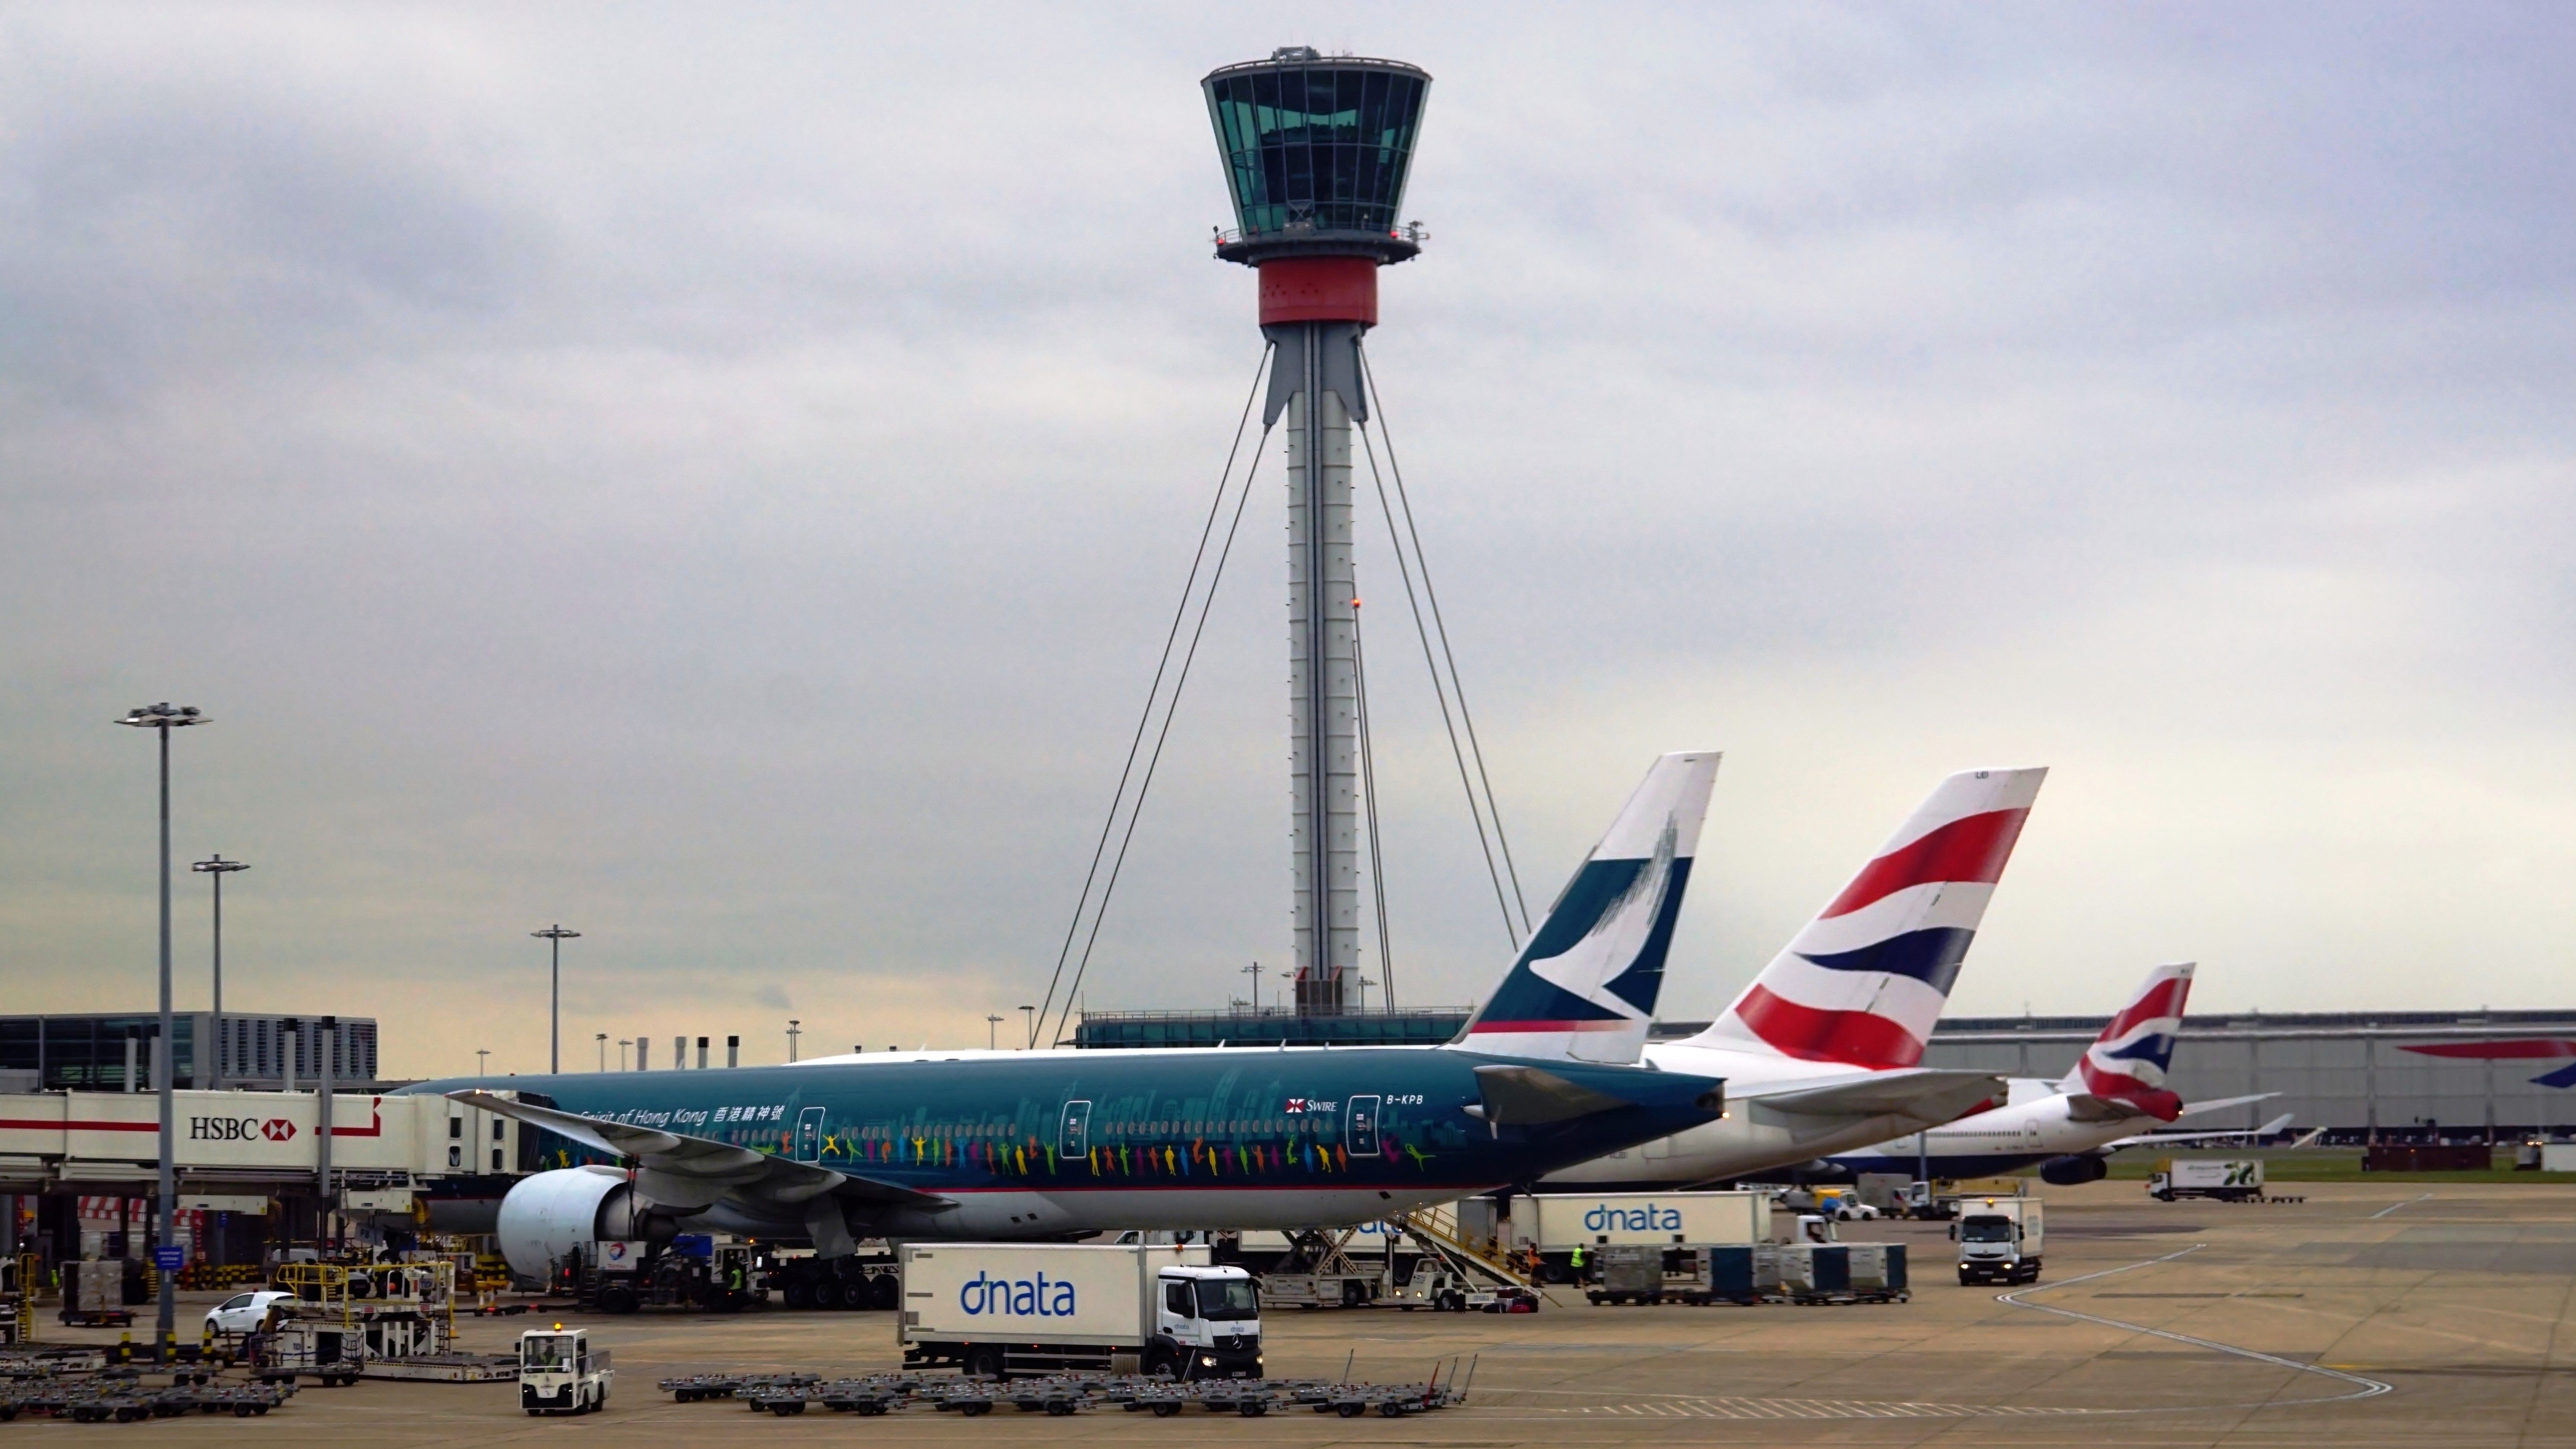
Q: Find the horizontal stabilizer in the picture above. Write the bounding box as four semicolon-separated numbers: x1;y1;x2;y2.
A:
2173;1092;2282;1120
447;1090;952;1212
1747;1068;2002;1126
1466;1065;1635;1126
2062;1093;2137;1124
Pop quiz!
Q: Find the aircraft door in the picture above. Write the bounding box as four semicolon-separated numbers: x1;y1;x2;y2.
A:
794;1107;826;1162
1345;1095;1381;1157
1059;1100;1091;1158
2022;1118;2041;1149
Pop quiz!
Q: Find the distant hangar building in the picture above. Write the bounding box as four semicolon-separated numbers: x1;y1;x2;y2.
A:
1914;1009;2576;1142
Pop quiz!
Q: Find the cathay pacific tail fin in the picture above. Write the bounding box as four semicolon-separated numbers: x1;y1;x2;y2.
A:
1451;751;1720;1065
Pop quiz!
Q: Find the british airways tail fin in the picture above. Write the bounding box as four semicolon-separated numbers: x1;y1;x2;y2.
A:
1687;766;2046;1069
2059;961;2195;1121
1451;751;1720;1065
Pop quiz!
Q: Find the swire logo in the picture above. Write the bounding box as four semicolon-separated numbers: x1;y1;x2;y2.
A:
958;1270;1076;1318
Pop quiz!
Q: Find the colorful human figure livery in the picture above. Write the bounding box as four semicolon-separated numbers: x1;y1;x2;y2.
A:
407;753;1726;1284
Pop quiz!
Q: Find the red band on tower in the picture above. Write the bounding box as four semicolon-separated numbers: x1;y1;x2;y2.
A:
1258;257;1379;326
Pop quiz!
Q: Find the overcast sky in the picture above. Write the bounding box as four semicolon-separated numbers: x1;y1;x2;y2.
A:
4;3;2570;1080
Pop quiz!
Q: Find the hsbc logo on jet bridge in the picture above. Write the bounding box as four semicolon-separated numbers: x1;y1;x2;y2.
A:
1584;1202;1683;1234
188;1116;297;1143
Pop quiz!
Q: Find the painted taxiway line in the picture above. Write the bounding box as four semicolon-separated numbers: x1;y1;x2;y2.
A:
1997;1243;2394;1405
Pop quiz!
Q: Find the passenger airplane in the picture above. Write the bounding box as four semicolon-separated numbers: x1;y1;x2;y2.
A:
1819;962;2279;1183
1537;767;2042;1192
410;753;1727;1283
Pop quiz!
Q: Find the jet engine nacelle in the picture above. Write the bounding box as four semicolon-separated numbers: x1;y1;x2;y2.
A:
2039;1153;2109;1186
495;1167;646;1281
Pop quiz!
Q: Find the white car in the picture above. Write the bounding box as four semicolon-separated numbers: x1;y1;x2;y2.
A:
205;1290;295;1335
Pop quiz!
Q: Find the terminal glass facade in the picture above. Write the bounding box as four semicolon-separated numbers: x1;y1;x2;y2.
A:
1205;60;1427;237
0;1012;379;1090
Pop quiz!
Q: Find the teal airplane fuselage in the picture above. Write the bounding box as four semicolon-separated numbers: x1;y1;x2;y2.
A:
410;1045;1721;1238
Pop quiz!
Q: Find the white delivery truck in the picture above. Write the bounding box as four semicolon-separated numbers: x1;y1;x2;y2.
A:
899;1243;1263;1381
1504;1191;1769;1282
2148;1158;2265;1201
1952;1198;2044;1285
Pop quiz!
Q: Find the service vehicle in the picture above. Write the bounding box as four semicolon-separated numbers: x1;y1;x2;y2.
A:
204;1290;295;1336
897;1242;1261;1381
1500;1190;1769;1281
2148;1158;2264;1201
1952;1198;2044;1285
519;1326;612;1414
1811;1187;1879;1221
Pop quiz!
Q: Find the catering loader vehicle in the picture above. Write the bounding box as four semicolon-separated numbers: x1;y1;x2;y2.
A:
898;1242;1263;1381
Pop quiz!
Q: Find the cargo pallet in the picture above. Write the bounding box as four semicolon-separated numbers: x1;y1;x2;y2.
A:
661;1363;1478;1421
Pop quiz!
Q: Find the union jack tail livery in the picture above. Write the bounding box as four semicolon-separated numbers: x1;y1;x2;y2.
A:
1453;751;1720;1065
2060;961;2194;1121
1689;766;2046;1070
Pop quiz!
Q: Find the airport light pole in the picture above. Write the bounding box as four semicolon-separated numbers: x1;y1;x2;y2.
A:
531;926;580;1074
786;1020;801;1063
617;1038;632;1072
476;1049;490;1076
595;1033;608;1072
987;1015;1004;1051
1242;961;1262;1014
116;702;207;1365
190;854;249;1089
1019;1004;1036;1050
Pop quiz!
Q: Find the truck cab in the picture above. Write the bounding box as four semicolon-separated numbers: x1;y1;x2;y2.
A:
519;1326;612;1414
1952;1198;2043;1286
1151;1266;1263;1380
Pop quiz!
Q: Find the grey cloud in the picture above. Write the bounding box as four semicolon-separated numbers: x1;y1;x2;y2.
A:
2;3;2570;1075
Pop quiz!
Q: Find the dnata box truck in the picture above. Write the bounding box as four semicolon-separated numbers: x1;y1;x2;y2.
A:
898;1243;1262;1381
1952;1198;2044;1285
2148;1158;2265;1202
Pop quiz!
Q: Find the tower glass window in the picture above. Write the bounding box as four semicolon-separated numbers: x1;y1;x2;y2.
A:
1205;55;1428;238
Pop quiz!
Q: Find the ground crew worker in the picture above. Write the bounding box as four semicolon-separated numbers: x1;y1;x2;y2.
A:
727;1257;747;1305
1569;1242;1586;1281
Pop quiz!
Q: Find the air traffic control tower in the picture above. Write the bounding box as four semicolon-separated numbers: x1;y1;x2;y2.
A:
1204;48;1429;1016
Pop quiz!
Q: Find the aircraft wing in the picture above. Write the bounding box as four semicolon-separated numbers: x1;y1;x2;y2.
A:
1743;1069;2003;1125
447;1090;953;1215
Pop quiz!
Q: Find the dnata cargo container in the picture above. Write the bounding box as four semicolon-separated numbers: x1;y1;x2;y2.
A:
2149;1158;2264;1201
897;1243;1261;1380
1953;1198;2044;1284
1506;1191;1770;1250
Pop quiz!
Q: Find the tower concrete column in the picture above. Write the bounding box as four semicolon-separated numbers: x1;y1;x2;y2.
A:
1282;339;1360;1010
